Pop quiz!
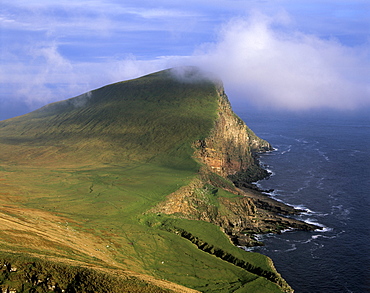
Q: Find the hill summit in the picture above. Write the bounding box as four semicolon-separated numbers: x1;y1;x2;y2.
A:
0;67;314;292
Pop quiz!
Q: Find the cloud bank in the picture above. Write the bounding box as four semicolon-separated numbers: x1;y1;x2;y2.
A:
1;8;369;118
144;12;370;111
190;13;370;110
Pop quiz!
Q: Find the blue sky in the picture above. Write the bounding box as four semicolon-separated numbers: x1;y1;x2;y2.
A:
1;0;369;119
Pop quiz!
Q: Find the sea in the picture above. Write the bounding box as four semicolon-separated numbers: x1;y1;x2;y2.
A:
237;110;370;293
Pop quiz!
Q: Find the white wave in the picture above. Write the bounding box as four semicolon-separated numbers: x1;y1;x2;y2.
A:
322;154;330;162
302;218;320;226
293;205;329;217
301;218;332;232
255;181;263;189
295;138;309;144
299;234;330;244
312;232;342;241
315;148;330;161
349;149;365;157
285;244;297;252
268;242;297;253
265;168;275;176
264;190;287;203
331;205;352;219
292;204;314;213
292;185;308;194
299;237;316;244
280;228;295;233
280;145;292;155
253;234;267;241
313;212;329;217
239;246;254;252
317;226;333;233
262;148;277;153
316;178;325;190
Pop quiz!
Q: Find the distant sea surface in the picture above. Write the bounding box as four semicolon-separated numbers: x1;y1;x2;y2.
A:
237;111;370;293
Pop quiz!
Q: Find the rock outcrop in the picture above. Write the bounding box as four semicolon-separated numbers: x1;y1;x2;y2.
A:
195;86;272;180
151;84;318;247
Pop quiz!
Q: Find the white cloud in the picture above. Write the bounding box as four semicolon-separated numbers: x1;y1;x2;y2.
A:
0;1;204;36
190;13;370;110
1;4;369;117
93;10;370;111
1;44;79;108
0;44;169;112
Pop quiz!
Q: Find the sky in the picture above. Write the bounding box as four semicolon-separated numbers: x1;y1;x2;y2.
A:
1;0;370;120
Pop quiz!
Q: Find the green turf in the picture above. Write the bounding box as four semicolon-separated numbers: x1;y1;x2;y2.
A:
0;68;286;292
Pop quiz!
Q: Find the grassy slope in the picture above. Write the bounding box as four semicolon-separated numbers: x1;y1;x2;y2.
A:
0;69;284;292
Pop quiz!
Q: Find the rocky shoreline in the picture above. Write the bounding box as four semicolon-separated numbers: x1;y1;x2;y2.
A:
230;182;320;247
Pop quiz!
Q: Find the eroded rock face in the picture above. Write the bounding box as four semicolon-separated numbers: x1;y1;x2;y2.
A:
151;177;258;235
151;88;266;234
150;85;318;247
195;87;272;178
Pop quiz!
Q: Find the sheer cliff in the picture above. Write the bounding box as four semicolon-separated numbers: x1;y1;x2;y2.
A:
151;78;317;247
195;85;272;179
150;86;270;233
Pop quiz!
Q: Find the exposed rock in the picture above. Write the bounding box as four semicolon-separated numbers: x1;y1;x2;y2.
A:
151;85;319;248
194;87;273;185
244;188;300;215
194;86;272;179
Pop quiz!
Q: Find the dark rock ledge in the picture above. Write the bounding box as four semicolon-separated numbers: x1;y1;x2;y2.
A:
231;186;321;247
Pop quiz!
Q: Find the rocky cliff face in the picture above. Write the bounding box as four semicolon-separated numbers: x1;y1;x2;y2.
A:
151;85;318;248
194;86;272;179
149;86;301;292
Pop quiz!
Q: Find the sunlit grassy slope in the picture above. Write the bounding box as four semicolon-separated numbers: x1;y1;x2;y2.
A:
0;69;285;292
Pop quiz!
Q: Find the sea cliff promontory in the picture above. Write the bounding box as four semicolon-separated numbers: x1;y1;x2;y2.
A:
0;67;317;292
151;69;317;248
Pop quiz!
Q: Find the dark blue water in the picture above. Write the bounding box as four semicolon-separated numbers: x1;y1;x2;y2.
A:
237;111;370;293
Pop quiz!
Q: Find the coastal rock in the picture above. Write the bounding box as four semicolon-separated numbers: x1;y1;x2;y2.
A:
194;86;273;179
151;85;318;248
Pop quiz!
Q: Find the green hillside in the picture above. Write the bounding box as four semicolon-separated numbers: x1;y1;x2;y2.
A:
0;68;290;292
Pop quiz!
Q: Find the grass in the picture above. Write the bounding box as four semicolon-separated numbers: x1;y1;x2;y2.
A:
0;252;174;293
147;216;274;272
0;68;286;292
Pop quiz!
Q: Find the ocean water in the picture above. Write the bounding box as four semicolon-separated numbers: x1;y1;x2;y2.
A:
237;111;370;293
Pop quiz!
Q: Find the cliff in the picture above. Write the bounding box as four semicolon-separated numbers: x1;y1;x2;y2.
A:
194;86;272;179
0;67;316;292
151;80;318;248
